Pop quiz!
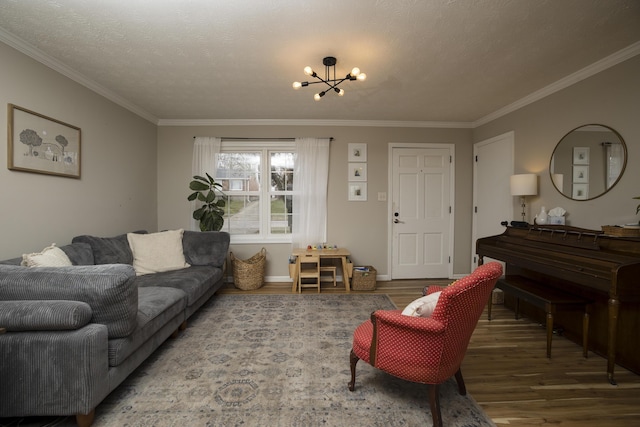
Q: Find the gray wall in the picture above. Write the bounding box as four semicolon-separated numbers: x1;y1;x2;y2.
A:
157;126;473;279
0;42;158;260
474;55;640;229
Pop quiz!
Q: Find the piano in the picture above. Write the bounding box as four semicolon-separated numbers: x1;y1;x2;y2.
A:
476;224;640;384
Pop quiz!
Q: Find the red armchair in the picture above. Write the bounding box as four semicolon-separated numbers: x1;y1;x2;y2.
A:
348;262;503;427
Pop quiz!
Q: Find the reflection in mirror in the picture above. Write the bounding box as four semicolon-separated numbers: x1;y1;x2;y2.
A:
550;124;627;201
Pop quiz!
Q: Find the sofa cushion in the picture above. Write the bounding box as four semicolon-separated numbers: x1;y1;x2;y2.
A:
72;231;147;265
134;265;222;307
0;264;138;338
182;230;230;267
21;244;72;267
108;286;186;366
127;229;190;276
0;300;92;331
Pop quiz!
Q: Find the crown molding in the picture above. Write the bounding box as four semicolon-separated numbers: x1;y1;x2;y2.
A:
0;27;158;124
473;40;640;127
156;118;473;128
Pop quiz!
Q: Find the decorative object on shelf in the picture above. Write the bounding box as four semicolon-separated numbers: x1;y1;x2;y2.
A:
534;206;548;225
188;173;227;231
601;225;640;237
7;104;81;179
548;207;566;225
292;56;366;101
510;174;538;222
634;196;640;223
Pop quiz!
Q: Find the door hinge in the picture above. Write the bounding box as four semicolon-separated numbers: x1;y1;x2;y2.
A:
450;155;452;163
448;256;451;263
449;206;452;214
475;155;478;162
474;206;477;213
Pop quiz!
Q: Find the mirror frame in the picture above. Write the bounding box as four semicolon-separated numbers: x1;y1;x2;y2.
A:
550;124;627;201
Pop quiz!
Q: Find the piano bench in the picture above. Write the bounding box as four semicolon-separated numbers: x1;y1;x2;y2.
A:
488;275;590;359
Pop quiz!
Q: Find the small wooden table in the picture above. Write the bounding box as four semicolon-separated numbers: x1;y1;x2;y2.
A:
291;248;351;293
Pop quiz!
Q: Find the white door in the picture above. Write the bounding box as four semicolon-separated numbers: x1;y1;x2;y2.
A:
390;145;453;279
471;132;514;270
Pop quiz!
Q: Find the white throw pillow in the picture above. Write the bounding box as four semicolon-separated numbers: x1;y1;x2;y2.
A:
22;244;72;267
401;291;442;317
127;229;190;276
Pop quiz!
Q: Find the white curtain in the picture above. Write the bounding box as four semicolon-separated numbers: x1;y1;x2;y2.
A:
190;137;221;230
606;142;623;189
292;138;330;249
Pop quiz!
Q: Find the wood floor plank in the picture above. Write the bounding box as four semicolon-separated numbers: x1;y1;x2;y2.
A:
219;280;640;426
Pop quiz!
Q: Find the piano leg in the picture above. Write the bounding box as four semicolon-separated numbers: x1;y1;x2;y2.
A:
608;297;620;386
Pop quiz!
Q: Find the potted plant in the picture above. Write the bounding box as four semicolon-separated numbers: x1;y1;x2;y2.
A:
188;173;226;231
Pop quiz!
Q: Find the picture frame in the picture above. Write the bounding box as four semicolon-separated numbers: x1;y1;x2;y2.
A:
573;147;589;165
572;183;589;200
348;143;367;162
348;182;367;201
348;162;367;181
572;165;589;183
8;104;81;179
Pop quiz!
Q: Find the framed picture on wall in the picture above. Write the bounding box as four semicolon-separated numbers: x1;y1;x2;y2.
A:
348;183;367;201
348;143;367;162
7;104;81;179
572;183;589;200
572;165;589;183
348;163;367;181
573;147;589;165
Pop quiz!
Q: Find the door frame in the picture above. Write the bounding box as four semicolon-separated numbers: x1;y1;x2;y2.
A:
470;131;514;271
387;142;455;280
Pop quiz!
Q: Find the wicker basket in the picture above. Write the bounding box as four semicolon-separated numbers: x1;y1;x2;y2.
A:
230;248;266;290
601;225;640;237
351;266;377;291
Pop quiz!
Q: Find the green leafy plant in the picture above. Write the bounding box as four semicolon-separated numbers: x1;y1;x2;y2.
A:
188;174;226;231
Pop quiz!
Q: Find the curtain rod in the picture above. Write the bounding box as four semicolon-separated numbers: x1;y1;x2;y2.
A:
193;136;334;141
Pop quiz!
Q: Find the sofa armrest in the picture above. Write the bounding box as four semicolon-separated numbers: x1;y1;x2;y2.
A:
182;230;230;267
0;300;92;331
0;324;109;418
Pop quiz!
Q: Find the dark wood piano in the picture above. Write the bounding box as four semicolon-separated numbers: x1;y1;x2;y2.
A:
476;224;640;384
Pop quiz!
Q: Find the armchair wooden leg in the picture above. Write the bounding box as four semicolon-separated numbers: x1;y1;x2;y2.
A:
428;384;442;427
76;409;95;427
454;368;467;396
348;349;360;391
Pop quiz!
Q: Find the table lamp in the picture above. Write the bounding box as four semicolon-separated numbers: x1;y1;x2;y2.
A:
510;174;538;222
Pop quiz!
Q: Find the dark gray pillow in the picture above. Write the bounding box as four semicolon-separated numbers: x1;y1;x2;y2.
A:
182;230;230;267
72;231;147;264
59;242;95;265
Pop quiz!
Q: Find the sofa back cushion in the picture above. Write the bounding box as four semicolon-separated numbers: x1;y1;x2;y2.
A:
0;242;95;266
0;264;138;338
72;231;147;264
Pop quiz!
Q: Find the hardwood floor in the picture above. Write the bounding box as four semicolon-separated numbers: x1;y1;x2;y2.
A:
219;280;640;426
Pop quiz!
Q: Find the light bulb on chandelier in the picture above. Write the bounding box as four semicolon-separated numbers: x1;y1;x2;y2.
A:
293;57;366;100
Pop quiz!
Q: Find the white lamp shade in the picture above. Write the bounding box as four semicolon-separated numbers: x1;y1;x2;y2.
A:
510;174;538;196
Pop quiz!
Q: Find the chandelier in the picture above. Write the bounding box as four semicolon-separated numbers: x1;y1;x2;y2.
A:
292;56;366;101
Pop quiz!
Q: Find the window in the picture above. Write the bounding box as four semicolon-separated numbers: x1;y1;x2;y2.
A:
215;141;295;242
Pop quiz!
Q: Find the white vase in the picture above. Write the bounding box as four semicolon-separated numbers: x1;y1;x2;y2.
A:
535;206;548;225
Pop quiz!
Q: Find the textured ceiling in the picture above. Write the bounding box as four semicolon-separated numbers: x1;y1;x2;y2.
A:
0;0;639;124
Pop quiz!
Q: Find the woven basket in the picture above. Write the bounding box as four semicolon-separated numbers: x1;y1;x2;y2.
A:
230;248;266;290
351;266;377;291
601;225;640;237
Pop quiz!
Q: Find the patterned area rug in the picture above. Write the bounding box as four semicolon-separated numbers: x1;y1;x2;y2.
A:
1;294;495;427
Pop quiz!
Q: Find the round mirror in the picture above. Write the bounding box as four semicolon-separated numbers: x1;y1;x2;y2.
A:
549;124;627;201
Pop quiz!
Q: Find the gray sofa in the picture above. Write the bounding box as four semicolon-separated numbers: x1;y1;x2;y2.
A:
0;230;230;426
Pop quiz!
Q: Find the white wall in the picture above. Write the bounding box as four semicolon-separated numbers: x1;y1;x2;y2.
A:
474;55;640;229
157;125;473;279
0;42;158;260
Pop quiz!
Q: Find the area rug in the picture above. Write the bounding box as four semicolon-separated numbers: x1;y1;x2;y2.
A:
1;294;495;427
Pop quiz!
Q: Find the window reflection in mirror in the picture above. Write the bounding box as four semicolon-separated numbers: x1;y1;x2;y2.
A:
549;124;626;201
